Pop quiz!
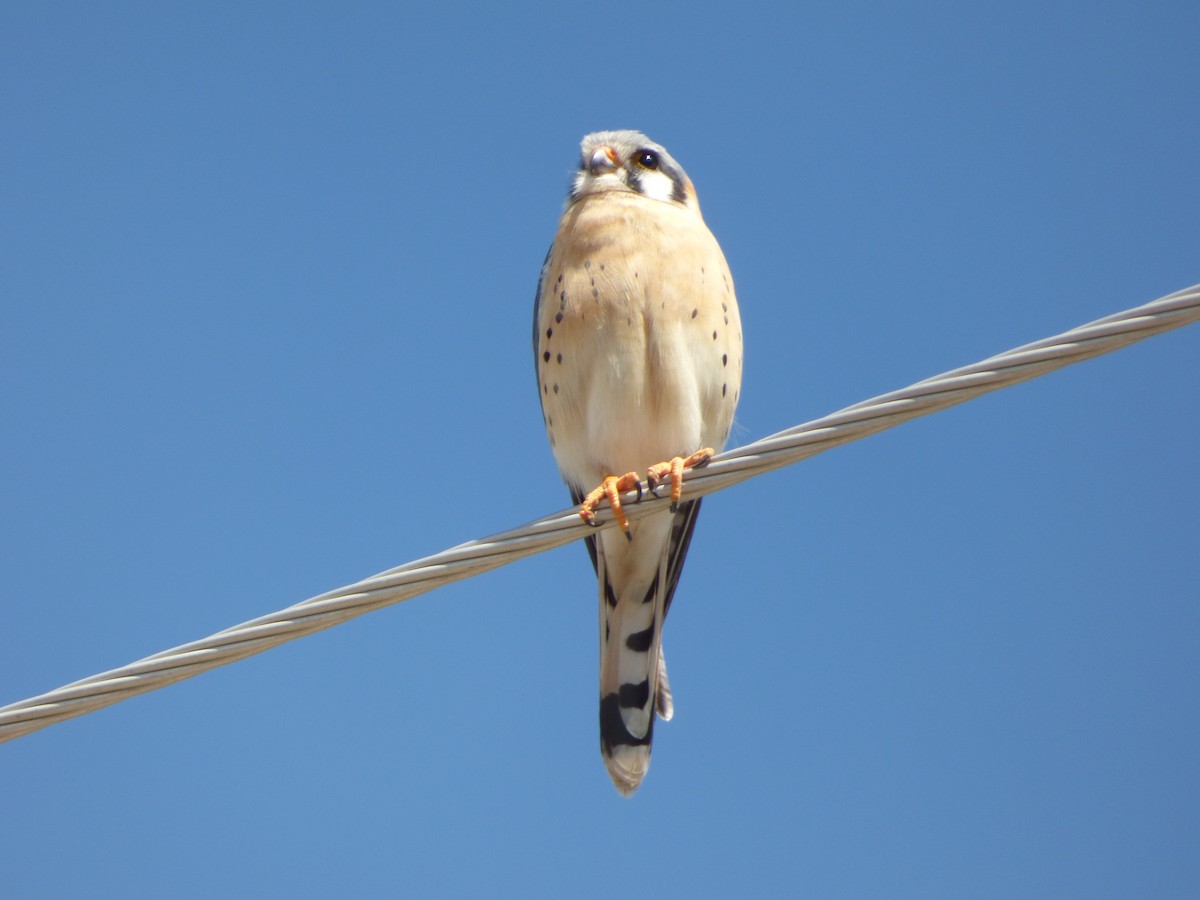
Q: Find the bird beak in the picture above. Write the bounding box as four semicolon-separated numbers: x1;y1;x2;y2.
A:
588;146;620;175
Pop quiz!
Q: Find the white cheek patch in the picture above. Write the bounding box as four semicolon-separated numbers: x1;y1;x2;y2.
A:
636;170;680;204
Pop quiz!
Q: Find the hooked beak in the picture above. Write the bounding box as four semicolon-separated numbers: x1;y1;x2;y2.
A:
588;145;620;175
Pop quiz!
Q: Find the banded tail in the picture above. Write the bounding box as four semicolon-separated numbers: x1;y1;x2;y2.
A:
575;491;703;795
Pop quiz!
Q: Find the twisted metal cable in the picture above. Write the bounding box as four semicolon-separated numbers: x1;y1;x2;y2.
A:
2;283;1197;744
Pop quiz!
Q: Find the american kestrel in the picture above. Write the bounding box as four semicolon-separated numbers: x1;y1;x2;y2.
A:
534;130;743;794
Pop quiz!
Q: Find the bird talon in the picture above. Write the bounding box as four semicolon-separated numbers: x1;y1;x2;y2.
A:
646;471;663;496
645;448;715;508
578;471;641;537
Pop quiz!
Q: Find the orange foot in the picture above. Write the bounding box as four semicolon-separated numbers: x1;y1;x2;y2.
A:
646;448;714;512
579;472;642;540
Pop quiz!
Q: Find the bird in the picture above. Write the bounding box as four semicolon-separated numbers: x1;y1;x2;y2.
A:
533;130;743;794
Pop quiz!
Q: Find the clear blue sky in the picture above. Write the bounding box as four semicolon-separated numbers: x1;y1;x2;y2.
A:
3;3;1198;897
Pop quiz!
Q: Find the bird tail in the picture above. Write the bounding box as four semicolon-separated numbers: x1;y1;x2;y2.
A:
590;500;701;795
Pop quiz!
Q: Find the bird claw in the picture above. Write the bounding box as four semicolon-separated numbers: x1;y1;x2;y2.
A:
579;472;641;540
646;470;664;497
579;449;713;536
646;448;714;512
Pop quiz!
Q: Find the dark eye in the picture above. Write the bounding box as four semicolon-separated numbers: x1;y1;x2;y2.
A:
636;150;660;170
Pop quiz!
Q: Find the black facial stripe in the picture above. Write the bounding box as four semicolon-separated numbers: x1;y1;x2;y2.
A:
670;172;688;204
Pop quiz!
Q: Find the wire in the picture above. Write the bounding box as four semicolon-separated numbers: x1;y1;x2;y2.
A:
2;283;1197;744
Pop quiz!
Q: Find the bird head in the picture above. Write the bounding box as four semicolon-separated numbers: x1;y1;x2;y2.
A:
569;130;700;213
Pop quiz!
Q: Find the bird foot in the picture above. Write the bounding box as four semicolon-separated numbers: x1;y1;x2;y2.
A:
646;448;714;512
579;448;714;536
579;472;642;540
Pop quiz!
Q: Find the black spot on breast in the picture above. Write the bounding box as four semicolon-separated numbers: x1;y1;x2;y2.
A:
543;351;550;362
691;308;698;319
555;312;563;323
722;383;727;397
556;353;563;364
712;330;717;340
546;327;553;339
722;354;727;366
553;383;559;394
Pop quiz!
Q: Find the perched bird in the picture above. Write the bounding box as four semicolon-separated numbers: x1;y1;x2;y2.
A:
533;131;743;794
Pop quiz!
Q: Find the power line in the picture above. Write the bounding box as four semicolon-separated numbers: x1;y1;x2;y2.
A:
2;283;1197;743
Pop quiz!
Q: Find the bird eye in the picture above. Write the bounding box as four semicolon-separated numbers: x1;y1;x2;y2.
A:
636;150;660;170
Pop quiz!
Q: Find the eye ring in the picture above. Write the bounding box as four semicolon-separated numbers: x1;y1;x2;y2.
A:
636;150;660;171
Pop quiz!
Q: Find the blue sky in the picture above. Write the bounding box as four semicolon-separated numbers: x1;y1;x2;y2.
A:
2;2;1198;896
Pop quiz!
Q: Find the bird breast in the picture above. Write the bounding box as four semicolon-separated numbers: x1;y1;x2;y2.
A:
537;192;743;490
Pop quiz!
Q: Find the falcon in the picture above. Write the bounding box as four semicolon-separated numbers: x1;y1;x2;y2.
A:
534;130;743;794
